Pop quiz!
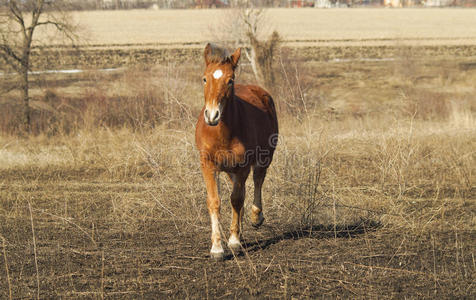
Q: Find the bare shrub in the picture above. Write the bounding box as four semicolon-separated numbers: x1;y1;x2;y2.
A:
248;30;281;88
210;7;281;89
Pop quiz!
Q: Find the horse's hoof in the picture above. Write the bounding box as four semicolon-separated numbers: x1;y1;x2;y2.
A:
228;234;242;253
228;242;242;253
251;215;265;228
251;206;265;228
210;251;225;261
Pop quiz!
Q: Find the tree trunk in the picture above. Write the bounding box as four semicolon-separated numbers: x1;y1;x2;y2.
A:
20;65;31;133
22;21;35;134
244;48;264;87
20;47;31;133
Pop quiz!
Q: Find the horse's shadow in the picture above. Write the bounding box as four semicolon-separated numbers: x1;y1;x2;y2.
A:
223;219;381;260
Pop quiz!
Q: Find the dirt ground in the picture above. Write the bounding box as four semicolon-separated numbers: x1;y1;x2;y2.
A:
0;159;474;299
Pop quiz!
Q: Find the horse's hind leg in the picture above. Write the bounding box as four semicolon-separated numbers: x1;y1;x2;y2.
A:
228;168;249;252
251;166;267;228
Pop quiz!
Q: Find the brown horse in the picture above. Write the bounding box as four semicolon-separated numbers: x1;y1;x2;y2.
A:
195;43;279;260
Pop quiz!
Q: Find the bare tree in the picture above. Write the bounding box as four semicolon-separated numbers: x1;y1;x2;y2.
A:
0;0;79;133
241;8;280;88
210;7;281;89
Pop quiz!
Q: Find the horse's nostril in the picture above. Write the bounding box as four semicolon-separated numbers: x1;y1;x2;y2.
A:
212;111;220;121
204;109;210;119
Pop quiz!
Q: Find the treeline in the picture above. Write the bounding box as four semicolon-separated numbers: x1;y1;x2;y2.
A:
70;0;291;10
2;0;475;10
0;0;308;10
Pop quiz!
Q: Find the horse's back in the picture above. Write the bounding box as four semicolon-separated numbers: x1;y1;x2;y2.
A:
234;84;278;131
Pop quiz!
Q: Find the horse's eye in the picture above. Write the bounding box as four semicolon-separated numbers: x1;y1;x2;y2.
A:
202;77;207;84
227;79;234;85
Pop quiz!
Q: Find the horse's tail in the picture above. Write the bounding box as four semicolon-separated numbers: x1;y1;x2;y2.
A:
267;94;279;135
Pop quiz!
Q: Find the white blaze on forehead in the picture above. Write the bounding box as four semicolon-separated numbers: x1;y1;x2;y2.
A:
213;69;223;79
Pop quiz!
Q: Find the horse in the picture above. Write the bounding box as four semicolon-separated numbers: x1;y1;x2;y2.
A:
195;43;279;260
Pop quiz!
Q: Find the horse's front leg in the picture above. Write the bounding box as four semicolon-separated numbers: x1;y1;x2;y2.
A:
201;160;223;260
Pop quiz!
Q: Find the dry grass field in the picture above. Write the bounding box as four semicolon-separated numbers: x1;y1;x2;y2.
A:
1;8;475;299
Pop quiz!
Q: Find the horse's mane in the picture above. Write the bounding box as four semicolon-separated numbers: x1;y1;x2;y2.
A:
206;43;230;64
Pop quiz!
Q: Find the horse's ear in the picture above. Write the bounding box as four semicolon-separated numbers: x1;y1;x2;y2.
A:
204;43;212;65
230;47;241;69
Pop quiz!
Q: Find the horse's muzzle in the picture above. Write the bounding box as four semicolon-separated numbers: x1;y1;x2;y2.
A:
204;107;221;126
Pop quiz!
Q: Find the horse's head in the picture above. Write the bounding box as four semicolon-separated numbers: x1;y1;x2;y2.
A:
202;43;241;126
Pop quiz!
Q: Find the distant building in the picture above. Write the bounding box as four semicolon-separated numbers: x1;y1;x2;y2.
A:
422;0;455;5
194;0;229;8
289;0;315;7
315;0;332;7
456;0;476;6
384;0;423;6
384;0;402;6
101;0;165;9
